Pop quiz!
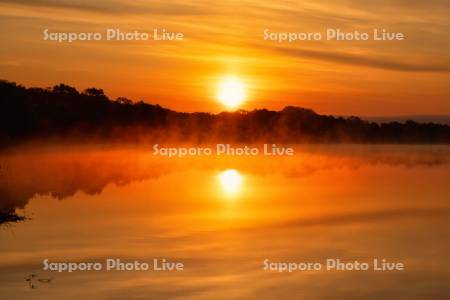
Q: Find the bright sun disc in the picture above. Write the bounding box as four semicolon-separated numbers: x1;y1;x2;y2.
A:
217;77;246;109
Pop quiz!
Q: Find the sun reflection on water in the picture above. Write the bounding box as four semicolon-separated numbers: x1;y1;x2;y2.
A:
218;169;243;197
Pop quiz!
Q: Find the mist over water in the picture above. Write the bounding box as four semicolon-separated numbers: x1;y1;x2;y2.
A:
0;143;449;299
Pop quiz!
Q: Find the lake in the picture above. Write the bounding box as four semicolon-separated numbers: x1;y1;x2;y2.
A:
0;144;449;299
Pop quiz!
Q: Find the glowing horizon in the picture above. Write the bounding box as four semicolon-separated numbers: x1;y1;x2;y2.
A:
0;0;448;116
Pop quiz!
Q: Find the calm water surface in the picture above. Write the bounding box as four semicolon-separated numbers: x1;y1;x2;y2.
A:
0;144;449;299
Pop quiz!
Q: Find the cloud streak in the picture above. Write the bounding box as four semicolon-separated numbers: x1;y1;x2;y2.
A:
274;46;450;73
0;0;209;16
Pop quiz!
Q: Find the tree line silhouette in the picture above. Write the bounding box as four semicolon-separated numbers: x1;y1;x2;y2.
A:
1;80;449;145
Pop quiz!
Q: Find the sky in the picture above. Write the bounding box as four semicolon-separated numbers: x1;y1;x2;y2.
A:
0;0;449;116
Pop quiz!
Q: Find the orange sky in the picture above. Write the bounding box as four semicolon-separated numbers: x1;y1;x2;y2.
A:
0;0;449;116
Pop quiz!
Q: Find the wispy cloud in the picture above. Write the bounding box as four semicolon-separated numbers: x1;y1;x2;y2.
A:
273;46;450;73
0;0;210;16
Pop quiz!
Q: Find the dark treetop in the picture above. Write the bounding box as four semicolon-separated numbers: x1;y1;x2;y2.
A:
1;80;449;144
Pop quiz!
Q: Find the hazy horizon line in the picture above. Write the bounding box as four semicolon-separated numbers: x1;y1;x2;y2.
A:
4;79;450;125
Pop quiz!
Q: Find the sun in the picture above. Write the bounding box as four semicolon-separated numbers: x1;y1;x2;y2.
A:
217;76;246;109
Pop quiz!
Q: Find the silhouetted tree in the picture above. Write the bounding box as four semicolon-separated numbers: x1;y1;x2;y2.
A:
0;80;449;145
